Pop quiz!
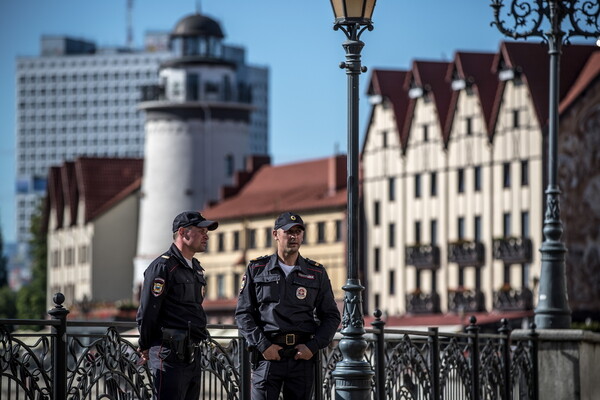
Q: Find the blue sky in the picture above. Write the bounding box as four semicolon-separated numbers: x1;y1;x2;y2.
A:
0;0;543;244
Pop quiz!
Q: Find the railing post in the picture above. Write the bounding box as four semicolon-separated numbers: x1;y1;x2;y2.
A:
529;323;539;400
466;316;480;400
499;319;512;400
240;337;251;400
371;309;386;400
428;327;440;400
314;349;323;400
47;293;70;400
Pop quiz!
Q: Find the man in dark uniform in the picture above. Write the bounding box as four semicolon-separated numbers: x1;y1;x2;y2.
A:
136;210;218;400
236;211;341;400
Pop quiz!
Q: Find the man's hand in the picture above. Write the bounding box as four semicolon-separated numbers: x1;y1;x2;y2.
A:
294;344;313;360
137;348;149;365
262;344;283;361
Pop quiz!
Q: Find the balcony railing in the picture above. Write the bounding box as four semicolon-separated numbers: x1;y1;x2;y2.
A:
447;288;486;313
448;241;485;267
405;291;441;314
493;287;534;311
405;244;440;269
492;237;533;264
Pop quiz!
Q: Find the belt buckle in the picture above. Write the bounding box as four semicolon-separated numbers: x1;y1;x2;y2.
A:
285;334;295;346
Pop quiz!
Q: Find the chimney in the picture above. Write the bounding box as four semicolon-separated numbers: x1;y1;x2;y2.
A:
328;154;347;196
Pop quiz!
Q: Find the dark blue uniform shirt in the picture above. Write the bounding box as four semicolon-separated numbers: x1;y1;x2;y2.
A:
235;253;341;355
137;244;208;350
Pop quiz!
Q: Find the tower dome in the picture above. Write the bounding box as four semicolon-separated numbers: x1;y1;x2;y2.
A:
172;13;224;39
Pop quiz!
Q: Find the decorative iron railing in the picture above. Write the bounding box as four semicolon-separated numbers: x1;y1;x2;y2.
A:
447;288;486;313
448;241;485;267
0;293;538;400
493;237;533;264
405;244;441;269
494;287;534;311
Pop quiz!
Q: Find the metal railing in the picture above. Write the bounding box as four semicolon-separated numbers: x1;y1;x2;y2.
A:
0;294;538;399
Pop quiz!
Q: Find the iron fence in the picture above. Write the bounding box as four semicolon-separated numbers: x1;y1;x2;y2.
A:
0;294;537;399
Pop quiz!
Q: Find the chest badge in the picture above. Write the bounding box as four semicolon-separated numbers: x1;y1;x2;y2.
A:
296;286;307;300
152;278;165;297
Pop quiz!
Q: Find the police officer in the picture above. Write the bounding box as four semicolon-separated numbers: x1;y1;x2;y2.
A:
235;211;341;400
136;210;218;400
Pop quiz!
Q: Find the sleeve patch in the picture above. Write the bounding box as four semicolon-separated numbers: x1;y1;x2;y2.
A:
152;278;165;296
239;274;247;293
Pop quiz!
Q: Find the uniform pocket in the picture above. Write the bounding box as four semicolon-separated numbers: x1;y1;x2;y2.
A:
254;274;280;303
171;274;197;303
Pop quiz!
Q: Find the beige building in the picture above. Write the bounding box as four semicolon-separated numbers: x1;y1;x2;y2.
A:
44;158;143;311
200;155;348;323
362;42;599;327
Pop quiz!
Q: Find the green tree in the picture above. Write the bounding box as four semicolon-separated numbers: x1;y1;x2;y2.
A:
0;224;8;288
0;286;17;318
16;203;47;322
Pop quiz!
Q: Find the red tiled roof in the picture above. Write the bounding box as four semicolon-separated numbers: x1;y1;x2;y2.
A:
44;157;143;231
76;158;144;223
202;155;347;221
559;51;600;114
364;69;410;154
444;52;498;141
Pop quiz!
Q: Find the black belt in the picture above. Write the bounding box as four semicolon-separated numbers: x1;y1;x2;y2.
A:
270;332;313;346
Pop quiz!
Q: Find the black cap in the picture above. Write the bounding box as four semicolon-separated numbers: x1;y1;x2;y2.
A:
274;211;305;231
172;211;218;232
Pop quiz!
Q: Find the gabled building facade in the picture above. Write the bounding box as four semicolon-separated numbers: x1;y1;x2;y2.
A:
362;42;599;326
44;158;143;310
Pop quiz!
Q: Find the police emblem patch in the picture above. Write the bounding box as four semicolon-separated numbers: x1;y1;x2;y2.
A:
296;287;307;300
240;274;247;293
152;278;165;297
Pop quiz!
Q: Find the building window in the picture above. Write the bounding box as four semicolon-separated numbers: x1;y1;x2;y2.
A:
335;220;342;242
415;221;421;244
465;116;473;135
415;174;421;198
389;223;395;248
247;229;257;249
458;168;465;193
474;216;482;242
503;213;511;237
430;219;437;245
264;227;272;248
233;273;241;296
458;217;465;240
217;274;225;298
374;201;380;226
382;130;388;148
218;233;224;252
389;270;395;295
225;154;234;177
430;172;437;197
521;160;529;186
521;211;530;237
233;231;240;250
503;162;511;188
374;247;380;272
317;222;326;243
512;109;520;128
389;177;395;201
474;166;481;192
422;125;429;142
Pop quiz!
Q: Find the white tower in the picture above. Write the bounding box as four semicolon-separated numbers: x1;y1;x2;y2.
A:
134;13;253;289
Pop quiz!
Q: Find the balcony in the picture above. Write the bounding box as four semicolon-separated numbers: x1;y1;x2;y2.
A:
406;291;441;314
447;241;485;267
493;237;533;264
493;286;534;311
405;244;440;269
447;288;486;313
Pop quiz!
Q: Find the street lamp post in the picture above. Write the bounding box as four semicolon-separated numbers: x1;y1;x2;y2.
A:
490;0;600;328
328;1;377;399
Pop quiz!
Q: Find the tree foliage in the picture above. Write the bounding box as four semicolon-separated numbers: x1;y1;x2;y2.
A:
16;203;47;321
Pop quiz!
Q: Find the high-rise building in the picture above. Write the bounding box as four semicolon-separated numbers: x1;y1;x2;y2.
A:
15;14;269;249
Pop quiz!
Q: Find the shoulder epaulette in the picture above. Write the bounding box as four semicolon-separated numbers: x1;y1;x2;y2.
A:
250;254;270;263
160;255;170;259
305;258;323;268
